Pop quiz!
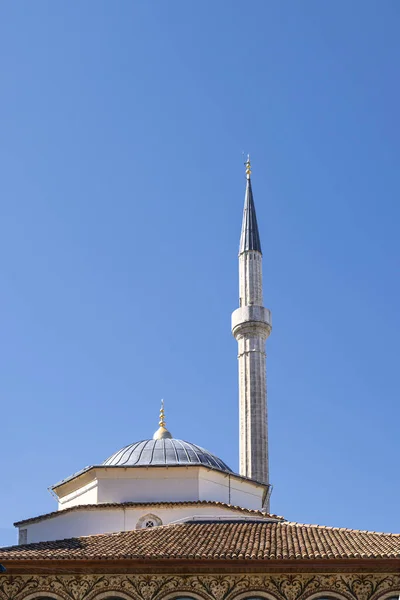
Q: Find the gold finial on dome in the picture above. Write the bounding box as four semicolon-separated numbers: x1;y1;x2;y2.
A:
245;154;251;179
159;399;166;427
153;399;173;440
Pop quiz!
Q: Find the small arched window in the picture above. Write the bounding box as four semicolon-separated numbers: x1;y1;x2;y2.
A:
136;513;163;529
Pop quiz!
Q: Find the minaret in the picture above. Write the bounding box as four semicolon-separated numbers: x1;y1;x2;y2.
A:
231;157;272;487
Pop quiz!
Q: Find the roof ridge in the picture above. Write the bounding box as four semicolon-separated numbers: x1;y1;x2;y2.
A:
15;500;284;527
282;521;400;536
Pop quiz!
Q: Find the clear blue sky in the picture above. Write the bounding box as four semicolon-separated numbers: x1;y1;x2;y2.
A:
1;1;399;547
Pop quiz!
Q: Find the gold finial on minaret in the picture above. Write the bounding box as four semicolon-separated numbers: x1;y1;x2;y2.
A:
245;154;252;179
153;399;173;440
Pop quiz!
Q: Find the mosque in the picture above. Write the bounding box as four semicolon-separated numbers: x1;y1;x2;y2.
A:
1;159;400;600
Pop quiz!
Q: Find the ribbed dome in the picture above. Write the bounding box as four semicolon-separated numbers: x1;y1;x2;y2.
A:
103;438;232;473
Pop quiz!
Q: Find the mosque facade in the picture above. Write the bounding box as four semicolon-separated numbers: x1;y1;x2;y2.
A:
1;159;400;600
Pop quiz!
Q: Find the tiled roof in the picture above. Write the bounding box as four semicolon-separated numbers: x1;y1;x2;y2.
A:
14;501;283;527
2;520;400;561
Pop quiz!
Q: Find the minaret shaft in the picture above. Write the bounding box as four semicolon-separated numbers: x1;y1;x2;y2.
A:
232;161;272;491
239;251;264;306
237;332;268;480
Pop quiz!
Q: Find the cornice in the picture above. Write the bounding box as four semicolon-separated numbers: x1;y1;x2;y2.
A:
2;571;400;600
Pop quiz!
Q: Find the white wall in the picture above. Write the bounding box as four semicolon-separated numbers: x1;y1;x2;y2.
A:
57;467;266;511
229;478;264;510
197;469;264;509
58;479;98;509
54;466;266;516
97;469;200;504
22;503;266;544
198;469;230;503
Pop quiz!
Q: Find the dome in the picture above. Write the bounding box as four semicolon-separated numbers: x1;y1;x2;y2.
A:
103;438;232;473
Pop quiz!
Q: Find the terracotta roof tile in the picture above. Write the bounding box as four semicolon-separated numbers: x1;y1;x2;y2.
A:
2;520;400;561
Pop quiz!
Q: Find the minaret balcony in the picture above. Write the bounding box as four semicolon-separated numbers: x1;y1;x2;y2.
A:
231;305;272;339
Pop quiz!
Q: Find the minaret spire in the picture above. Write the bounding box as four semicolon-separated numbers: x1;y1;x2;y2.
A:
231;159;272;502
240;156;262;255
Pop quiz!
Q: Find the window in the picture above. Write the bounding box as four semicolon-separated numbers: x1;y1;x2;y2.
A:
136;513;163;529
145;520;155;528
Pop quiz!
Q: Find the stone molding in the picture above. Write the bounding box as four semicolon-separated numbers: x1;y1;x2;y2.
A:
1;573;400;600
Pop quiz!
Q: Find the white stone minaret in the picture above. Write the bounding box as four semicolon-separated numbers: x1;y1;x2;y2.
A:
231;157;272;488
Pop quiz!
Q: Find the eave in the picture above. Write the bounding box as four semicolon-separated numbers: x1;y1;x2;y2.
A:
2;557;400;576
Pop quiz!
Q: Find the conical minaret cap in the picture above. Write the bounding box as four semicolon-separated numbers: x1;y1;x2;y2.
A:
239;156;262;254
153;400;173;440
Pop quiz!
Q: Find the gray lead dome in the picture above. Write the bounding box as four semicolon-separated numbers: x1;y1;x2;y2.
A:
103;438;232;473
